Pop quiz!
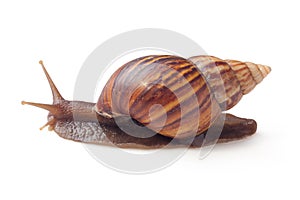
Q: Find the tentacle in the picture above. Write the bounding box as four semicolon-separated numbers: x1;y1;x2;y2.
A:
21;61;66;130
39;60;64;103
21;101;59;113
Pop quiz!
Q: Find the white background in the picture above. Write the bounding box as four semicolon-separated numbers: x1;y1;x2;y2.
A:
1;0;299;199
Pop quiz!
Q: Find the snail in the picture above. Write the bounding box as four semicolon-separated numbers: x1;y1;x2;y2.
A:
22;55;271;148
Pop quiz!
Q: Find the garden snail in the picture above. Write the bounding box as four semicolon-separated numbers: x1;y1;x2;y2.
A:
22;55;271;148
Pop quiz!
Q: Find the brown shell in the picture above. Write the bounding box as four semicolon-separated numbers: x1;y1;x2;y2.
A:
96;55;221;138
189;55;271;110
96;55;271;138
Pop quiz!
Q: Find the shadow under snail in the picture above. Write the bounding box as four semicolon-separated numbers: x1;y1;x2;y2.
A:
22;55;271;148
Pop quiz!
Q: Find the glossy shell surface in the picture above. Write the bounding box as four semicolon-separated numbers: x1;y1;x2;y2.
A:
97;55;221;138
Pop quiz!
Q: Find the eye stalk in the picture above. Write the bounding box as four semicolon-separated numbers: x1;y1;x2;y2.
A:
38;60;64;103
22;60;65;106
22;61;113;131
21;61;82;130
21;60;66;130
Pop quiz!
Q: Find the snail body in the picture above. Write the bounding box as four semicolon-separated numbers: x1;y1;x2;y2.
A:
22;55;271;148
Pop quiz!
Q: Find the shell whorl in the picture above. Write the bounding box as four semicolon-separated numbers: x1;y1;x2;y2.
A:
225;59;271;94
189;55;271;110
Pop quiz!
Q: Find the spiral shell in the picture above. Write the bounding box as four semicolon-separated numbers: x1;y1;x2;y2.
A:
189;55;271;110
96;55;271;138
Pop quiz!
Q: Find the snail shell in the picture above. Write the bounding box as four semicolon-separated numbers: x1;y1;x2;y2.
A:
96;55;271;138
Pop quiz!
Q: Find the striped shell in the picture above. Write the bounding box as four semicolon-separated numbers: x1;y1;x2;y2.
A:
96;55;271;138
189;55;271;110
